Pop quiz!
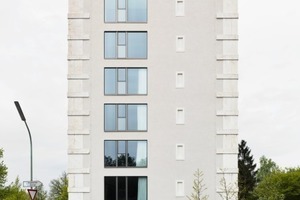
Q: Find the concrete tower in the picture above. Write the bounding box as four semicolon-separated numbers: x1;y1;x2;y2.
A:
67;0;239;199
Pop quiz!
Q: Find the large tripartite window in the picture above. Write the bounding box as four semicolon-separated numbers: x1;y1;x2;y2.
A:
105;32;147;59
105;176;147;200
105;0;147;23
105;140;147;167
104;104;147;131
105;68;147;95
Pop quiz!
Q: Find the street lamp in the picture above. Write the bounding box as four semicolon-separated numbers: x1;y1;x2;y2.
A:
14;101;33;183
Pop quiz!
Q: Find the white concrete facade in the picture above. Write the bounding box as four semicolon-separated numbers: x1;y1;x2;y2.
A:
68;0;239;199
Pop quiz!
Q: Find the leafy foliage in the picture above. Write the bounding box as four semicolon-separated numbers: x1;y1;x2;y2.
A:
238;140;257;200
3;177;29;200
0;148;69;200
48;172;68;200
35;184;47;200
257;155;280;182
105;154;143;167
254;168;300;200
0;148;9;199
187;169;208;200
0;149;8;188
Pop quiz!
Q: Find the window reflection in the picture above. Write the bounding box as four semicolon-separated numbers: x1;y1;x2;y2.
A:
104;104;147;132
104;105;116;131
104;0;116;22
118;177;126;200
128;105;147;131
105;0;147;23
104;141;116;167
105;68;147;95
127;32;147;58
104;32;147;59
104;177;116;200
104;32;116;58
104;141;147;167
104;68;116;94
128;0;147;22
105;177;147;200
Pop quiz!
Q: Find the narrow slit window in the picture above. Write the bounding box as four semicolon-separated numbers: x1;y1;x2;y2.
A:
176;72;184;88
176;0;184;16
176;36;185;52
176;108;185;124
176;144;185;160
176;180;185;196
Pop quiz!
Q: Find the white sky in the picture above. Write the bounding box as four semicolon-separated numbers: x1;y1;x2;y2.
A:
239;0;300;168
0;0;300;191
0;0;68;190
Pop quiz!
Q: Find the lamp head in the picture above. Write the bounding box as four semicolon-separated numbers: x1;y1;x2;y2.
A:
14;101;26;121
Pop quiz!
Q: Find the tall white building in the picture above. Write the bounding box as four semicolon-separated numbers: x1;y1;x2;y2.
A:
67;0;239;199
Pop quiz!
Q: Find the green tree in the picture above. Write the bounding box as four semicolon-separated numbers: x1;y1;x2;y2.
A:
0;149;8;188
35;184;47;200
48;172;68;200
257;155;280;182
238;140;257;200
0;149;44;200
187;169;208;200
0;148;8;199
4;177;29;200
254;168;300;200
254;172;284;200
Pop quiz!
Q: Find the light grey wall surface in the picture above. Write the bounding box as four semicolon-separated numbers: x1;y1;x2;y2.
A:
68;0;239;199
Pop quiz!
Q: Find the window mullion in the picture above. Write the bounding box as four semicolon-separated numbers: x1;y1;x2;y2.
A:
125;32;128;58
126;177;128;200
125;68;128;94
115;141;118;167
116;32;118;58
116;177;118;200
115;68;118;94
116;68;119;94
115;105;118;131
115;0;118;22
125;141;128;167
125;104;128;131
125;0;128;22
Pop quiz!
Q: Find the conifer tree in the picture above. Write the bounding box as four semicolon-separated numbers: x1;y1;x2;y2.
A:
238;140;257;200
0;148;8;199
0;149;8;188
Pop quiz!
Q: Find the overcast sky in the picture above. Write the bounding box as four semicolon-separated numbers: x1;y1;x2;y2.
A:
0;0;68;189
0;0;300;191
239;0;300;168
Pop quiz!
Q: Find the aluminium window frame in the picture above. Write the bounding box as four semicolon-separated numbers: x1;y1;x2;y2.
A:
104;67;148;96
104;176;148;200
104;140;148;168
104;0;148;23
104;103;148;132
104;31;148;59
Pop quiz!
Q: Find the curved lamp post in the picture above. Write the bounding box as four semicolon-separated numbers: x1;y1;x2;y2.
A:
14;101;33;183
